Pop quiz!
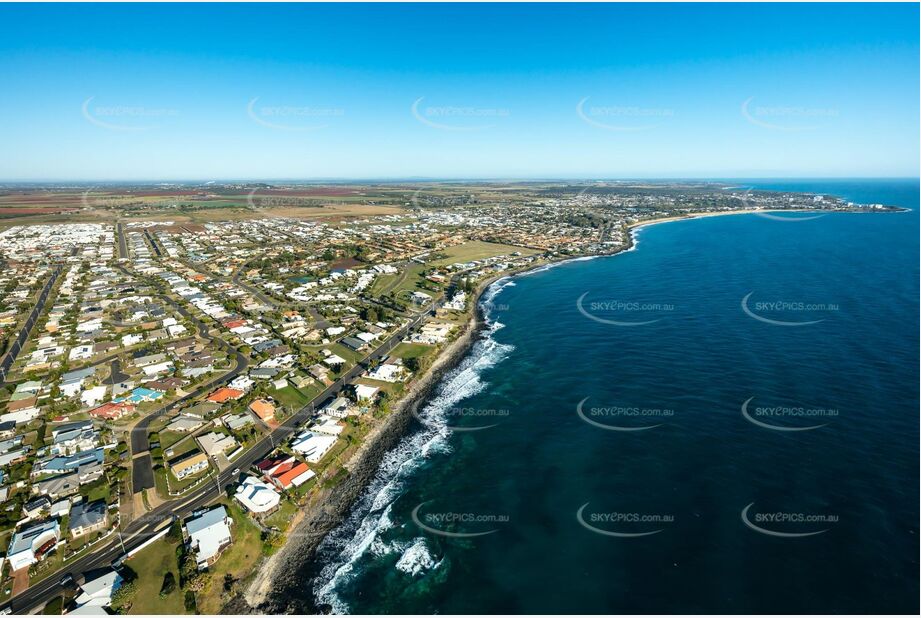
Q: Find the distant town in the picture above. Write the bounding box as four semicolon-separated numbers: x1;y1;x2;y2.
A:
0;181;901;614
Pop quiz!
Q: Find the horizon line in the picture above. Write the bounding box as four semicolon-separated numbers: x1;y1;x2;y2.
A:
1;176;918;185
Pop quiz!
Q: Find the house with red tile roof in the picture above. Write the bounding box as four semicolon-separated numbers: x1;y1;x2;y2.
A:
249;399;275;422
274;462;315;489
207;387;244;404
87;401;136;421
256;455;315;490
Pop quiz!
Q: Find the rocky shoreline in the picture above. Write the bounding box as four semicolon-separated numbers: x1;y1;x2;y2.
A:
236;285;493;613
228;209;781;614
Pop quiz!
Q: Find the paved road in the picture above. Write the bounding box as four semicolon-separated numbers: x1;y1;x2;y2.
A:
116;222;128;259
0;298;440;615
0;264;63;385
128;294;249;490
131;454;155;492
103;359;129;385
143;229;162;257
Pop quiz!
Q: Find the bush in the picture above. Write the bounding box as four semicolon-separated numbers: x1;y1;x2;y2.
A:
183;591;197;613
165;519;182;544
159;571;176;597
110;579;137;611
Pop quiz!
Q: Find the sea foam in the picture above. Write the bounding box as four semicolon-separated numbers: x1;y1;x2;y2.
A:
312;293;515;611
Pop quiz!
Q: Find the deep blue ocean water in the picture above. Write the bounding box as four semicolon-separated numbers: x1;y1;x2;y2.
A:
302;179;919;614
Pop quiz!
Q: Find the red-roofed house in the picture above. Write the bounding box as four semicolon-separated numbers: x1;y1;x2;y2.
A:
87;401;136;421
207;388;244;404
256;455;315;490
249;399;276;422
273;461;315;490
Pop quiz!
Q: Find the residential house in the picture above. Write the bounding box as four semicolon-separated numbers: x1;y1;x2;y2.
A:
354;384;380;402
169;451;209;480
290;430;338;464
197;432;237;459
33;472;80;500
185;506;233;568
207;387;244;404
5;520;61;571
69;500;109;537
249;399;276;422
87;401;135;421
234;476;281;514
70;570;123;614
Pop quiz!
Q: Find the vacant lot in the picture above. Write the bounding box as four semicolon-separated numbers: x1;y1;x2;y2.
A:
123;538;186;615
430;240;537;266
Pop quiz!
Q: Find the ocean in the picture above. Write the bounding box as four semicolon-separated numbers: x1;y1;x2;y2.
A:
293;179;919;614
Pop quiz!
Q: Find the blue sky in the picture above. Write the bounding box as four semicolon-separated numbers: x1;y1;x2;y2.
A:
0;3;917;181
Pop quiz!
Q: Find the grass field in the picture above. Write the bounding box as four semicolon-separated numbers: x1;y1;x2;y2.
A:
124;538;186;615
391;342;435;360
262;499;298;532
368;262;427;297
271;385;310;411
429;240;537;266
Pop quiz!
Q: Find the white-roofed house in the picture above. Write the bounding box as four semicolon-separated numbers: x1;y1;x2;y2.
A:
185;505;233;569
234;476;281;515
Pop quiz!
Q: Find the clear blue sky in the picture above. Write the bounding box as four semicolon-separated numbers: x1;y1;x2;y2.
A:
0;2;917;181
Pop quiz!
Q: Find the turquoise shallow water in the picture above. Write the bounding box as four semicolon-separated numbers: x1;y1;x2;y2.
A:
297;179;919;614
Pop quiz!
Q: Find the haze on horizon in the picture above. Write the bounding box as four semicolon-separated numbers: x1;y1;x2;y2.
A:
0;3;918;181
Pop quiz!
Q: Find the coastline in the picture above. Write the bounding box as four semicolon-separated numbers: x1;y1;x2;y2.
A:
236;205;869;613
240;275;501;612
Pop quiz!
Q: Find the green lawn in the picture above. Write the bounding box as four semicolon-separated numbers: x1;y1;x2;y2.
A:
262;500;298;533
370;263;427;297
429;240;536;266
122;538;186;615
158;429;186;450
271;385;309;411
328;342;364;365
391;342;435;361
80;479;110;503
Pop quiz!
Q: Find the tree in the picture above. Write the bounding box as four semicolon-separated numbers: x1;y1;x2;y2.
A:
165;519;182;544
183;591;197;613
159;572;176;597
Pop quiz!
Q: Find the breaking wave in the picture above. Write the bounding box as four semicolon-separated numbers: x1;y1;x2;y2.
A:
395;537;441;576
312;292;515;612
